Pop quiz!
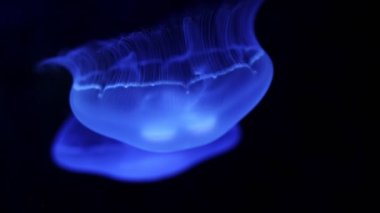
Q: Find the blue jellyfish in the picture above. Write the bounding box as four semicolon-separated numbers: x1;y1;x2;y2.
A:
42;0;273;181
53;116;241;182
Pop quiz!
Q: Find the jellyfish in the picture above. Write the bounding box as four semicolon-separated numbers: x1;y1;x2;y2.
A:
42;0;273;182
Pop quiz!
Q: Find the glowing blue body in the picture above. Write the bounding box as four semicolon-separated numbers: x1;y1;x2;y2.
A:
42;0;273;182
43;0;273;153
53;117;241;182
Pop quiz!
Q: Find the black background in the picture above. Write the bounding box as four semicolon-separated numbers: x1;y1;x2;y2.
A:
1;0;373;212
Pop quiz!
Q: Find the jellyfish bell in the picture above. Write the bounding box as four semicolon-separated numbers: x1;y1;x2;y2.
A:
42;0;272;152
53;116;241;182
